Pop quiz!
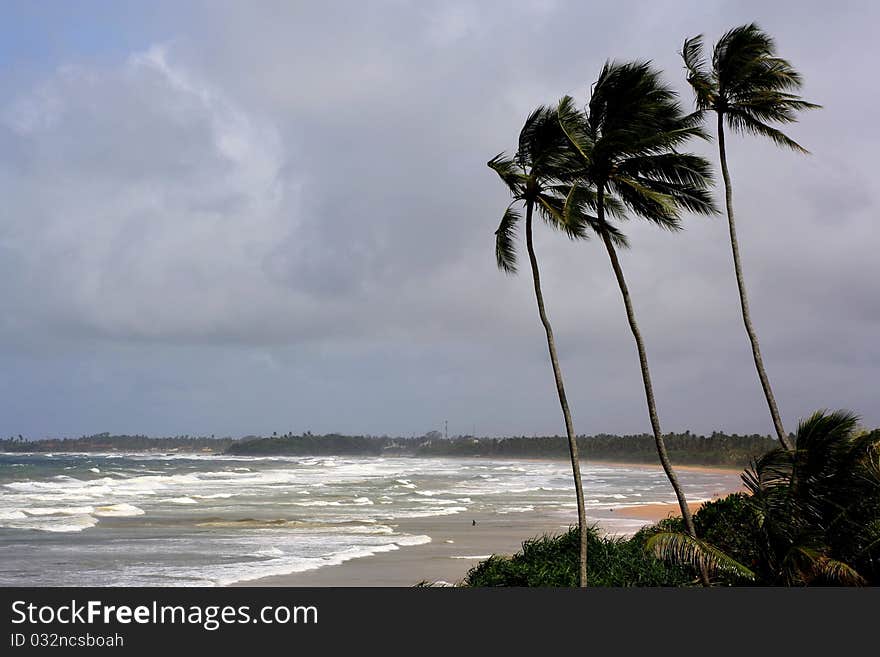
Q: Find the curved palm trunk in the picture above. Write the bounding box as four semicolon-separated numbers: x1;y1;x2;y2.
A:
597;191;709;586
524;200;588;588
717;115;793;451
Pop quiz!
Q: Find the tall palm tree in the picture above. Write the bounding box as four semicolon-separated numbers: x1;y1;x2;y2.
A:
556;62;717;575
681;24;820;451
488;106;591;587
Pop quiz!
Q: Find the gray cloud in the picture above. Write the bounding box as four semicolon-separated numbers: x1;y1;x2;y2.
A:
1;1;877;438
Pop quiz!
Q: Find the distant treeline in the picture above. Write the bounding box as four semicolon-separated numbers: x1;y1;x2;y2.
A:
226;431;780;466
0;432;236;453
1;430;787;466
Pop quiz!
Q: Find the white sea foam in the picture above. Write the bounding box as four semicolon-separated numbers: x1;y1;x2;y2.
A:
8;515;99;533
290;500;342;507
451;555;491;560
208;534;433;586
384;506;467;519
409;498;464;505
163;497;198;505
498;505;534;514
22;506;95;516
251;547;284;557
93;504;144;517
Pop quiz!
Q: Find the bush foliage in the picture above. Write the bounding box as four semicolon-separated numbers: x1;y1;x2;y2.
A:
462;524;693;587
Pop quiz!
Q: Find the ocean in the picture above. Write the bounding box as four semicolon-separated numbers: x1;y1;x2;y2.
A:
0;452;741;586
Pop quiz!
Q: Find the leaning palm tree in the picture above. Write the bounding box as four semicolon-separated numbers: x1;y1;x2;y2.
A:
681;24;820;451
556;62;717;578
488;106;591;587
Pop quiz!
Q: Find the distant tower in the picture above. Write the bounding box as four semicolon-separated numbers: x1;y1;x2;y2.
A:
444;420;448;440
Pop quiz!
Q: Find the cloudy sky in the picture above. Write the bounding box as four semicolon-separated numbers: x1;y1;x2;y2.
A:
1;1;877;439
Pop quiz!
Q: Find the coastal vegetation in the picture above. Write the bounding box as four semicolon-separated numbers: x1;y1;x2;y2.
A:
649;411;880;585
463;523;692;587
463;413;880;586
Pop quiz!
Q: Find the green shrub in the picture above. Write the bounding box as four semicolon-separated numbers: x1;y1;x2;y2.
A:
692;493;763;585
647;413;880;586
463;525;693;587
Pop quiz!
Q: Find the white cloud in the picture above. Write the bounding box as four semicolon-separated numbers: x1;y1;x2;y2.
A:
1;44;307;342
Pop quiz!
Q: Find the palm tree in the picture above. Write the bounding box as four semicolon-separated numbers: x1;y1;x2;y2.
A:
681;24;820;451
556;62;717;577
648;410;878;585
488;106;590;587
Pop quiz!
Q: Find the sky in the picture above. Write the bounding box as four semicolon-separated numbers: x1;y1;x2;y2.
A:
1;1;877;439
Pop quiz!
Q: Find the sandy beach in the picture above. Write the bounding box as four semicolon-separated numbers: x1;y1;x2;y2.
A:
234;463;743;587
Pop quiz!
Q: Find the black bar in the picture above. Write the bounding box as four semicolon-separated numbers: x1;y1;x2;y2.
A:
1;587;877;653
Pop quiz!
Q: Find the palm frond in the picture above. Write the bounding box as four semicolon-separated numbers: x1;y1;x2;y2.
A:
557;95;594;164
610;176;682;230
615;153;718;216
535;192;586;240
559;184;594;240
646;531;756;581
681;34;715;110
617;152;713;188
518;105;568;176
494;205;521;274
724;108;810;152
855;521;880;557
487;153;526;194
794;409;860;453
790;546;866;585
598;220;630;248
743;447;792;495
713;23;775;91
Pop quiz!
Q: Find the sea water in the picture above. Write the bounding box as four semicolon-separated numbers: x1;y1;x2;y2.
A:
0;452;740;586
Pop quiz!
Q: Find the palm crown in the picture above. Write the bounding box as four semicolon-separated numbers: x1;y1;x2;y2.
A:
487;106;589;274
682;23;821;152
557;61;717;232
